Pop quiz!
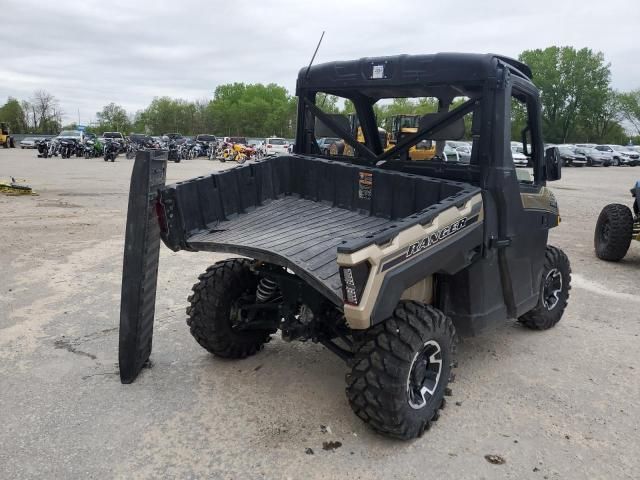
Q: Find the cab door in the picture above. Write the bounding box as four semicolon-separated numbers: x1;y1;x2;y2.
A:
503;81;558;316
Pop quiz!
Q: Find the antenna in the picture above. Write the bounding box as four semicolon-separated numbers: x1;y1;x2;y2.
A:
304;31;325;79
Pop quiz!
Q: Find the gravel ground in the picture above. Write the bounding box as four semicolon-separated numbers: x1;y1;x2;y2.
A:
1;149;639;479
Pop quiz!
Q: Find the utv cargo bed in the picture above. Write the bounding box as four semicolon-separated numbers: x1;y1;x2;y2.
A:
159;155;481;304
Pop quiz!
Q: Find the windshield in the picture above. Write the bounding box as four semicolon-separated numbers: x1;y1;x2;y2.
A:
558;147;574;155
397;116;419;129
197;135;216;141
268;138;286;145
229;137;247;144
59;130;81;137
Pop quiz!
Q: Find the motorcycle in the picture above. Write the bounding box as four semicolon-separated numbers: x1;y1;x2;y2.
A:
218;142;256;163
58;138;76;159
36;139;51;158
167;139;181;163
74;141;85;158
186;141;206;159
125;135;154;159
103;139;119;162
83;139;103;158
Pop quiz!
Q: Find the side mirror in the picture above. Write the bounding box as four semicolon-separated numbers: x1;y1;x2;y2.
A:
545;147;562;181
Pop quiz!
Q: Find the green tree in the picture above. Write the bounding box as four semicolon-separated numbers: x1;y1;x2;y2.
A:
316;93;341;113
519;46;611;143
208;83;296;137
618;90;640;136
0;97;28;132
31;90;62;134
575;90;624;143
96;103;131;133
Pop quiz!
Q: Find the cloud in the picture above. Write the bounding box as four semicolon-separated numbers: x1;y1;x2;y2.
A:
2;0;638;124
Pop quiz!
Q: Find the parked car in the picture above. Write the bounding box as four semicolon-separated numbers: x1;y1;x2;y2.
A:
511;146;529;167
617;146;640;166
442;144;461;162
226;137;247;145
163;133;183;140
447;141;472;163
316;137;340;155
247;138;263;148
59;130;85;142
103;132;126;152
195;134;217;143
19;137;37;149
574;145;611;166
596;144;634;166
262;137;289;155
557;145;587;167
627;145;640;155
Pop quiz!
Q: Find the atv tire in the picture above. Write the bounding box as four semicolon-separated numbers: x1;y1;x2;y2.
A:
594;204;633;261
346;301;456;440
187;258;273;359
519;246;571;330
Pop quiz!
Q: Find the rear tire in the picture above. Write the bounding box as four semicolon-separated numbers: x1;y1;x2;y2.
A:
187;259;273;359
519;246;571;330
594;204;633;261
346;301;456;440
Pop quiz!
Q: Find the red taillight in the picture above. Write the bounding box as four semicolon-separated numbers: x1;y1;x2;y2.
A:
155;198;168;234
267;144;272;148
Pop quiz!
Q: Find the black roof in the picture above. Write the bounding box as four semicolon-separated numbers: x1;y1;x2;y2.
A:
297;53;532;98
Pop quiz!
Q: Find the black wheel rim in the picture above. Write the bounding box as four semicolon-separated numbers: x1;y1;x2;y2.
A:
542;268;563;310
407;340;443;409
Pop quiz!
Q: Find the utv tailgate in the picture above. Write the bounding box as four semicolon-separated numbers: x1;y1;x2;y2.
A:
119;150;167;383
159;155;482;305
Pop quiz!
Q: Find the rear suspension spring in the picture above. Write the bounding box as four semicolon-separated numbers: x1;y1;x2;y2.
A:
256;277;279;303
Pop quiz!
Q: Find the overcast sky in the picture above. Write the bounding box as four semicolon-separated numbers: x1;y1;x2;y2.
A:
2;0;639;124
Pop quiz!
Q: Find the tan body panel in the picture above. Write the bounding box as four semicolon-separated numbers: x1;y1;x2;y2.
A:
338;193;484;329
520;186;558;215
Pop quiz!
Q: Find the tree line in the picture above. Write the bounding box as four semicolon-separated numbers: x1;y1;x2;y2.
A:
1;46;639;144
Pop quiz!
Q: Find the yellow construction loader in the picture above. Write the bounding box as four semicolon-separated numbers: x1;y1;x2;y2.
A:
1;122;15;148
387;114;436;161
329;113;389;156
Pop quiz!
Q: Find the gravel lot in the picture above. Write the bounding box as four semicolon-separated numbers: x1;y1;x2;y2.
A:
1;149;639;479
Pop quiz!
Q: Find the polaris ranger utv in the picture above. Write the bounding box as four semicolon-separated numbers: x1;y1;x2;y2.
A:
119;53;571;440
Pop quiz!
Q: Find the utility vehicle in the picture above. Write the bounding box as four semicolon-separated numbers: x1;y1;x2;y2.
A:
119;53;571;440
594;181;640;261
1;122;15;148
